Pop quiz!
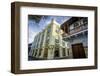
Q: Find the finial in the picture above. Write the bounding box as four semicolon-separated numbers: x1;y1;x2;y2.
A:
51;18;60;25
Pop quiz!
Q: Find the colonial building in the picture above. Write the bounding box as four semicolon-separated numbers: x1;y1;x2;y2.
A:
61;17;88;58
29;19;70;60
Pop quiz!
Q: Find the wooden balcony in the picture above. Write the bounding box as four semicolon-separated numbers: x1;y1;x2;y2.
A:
69;24;87;35
62;24;88;38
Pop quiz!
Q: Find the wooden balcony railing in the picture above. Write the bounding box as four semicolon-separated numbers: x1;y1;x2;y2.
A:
62;24;88;37
69;24;87;35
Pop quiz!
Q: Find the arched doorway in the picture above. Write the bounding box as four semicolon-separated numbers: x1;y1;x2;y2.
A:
54;48;59;58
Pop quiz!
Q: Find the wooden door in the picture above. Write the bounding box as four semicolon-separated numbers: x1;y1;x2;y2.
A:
72;43;86;58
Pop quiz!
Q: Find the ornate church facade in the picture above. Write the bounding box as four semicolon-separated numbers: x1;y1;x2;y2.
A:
29;19;70;60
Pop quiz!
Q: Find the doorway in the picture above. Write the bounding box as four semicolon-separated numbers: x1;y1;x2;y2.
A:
54;48;59;58
72;43;86;58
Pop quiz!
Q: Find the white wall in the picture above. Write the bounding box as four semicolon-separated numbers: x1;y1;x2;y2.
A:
0;0;100;76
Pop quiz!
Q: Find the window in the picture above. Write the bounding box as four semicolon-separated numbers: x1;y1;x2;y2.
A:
40;43;42;48
55;39;59;43
74;22;79;28
69;25;74;30
36;44;38;48
62;41;65;46
83;18;87;24
46;38;49;44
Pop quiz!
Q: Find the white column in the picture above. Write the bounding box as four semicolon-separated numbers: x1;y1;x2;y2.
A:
65;48;69;56
36;33;42;58
47;48;51;59
40;48;44;58
52;47;55;59
69;48;73;58
59;46;63;57
34;35;38;57
40;30;47;58
59;36;63;58
38;33;43;58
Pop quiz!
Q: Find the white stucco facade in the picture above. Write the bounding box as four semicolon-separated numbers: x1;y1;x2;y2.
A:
29;19;70;60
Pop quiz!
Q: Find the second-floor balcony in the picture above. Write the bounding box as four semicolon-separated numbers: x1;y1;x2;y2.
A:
69;24;88;35
62;24;88;38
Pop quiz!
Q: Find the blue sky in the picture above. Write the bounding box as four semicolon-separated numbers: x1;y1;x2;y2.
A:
28;15;71;44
